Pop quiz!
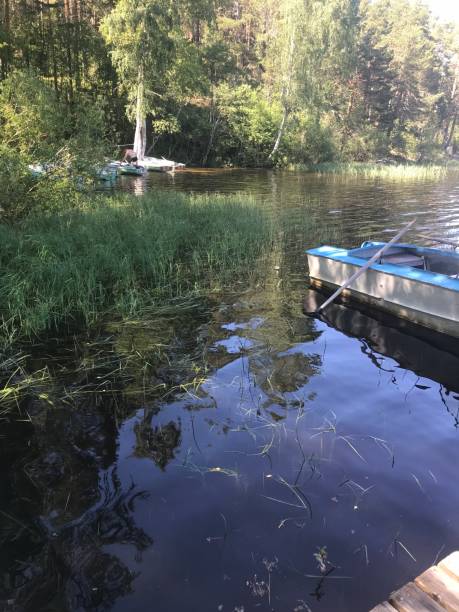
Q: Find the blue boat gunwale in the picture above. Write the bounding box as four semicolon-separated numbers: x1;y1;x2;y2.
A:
306;242;459;293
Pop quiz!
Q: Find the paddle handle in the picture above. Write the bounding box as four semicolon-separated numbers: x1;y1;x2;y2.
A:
316;219;416;313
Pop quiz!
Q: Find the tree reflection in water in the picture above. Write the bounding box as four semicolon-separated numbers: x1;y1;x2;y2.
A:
134;413;181;470
0;373;153;611
2;468;152;611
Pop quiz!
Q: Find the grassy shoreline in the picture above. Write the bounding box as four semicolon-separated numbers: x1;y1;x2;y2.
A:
0;191;273;345
290;161;459;180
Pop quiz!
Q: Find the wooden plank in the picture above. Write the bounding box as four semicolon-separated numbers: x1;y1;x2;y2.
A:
439;552;459;582
389;581;446;612
415;566;459;611
369;602;397;611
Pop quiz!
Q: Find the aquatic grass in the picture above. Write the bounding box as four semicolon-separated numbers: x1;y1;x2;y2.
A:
0;351;53;417
291;161;459;180
0;191;274;343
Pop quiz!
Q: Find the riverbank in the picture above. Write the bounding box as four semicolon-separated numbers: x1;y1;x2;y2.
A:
0;191;273;346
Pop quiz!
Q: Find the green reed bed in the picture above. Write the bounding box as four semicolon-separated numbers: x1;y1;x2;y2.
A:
0;191;273;344
295;161;459;180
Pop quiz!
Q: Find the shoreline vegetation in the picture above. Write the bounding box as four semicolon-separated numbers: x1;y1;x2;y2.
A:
297;161;459;180
0;189;276;421
0;191;273;346
1;160;457;348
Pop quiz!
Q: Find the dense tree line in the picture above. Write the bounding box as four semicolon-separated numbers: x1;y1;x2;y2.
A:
0;0;458;165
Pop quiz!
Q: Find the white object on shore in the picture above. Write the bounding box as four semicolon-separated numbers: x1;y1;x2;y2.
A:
138;156;186;172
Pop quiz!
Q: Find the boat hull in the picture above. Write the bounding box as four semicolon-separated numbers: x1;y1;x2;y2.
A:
118;166;144;176
307;246;459;338
139;157;186;172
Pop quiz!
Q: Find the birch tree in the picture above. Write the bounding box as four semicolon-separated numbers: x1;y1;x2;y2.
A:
100;0;179;159
266;0;359;160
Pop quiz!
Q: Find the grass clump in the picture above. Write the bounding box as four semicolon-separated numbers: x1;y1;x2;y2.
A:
0;352;53;418
0;191;273;343
293;161;458;180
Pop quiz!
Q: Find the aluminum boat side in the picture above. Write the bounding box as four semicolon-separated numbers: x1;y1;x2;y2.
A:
306;242;459;338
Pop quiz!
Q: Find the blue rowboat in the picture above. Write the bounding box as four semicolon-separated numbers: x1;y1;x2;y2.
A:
306;241;459;338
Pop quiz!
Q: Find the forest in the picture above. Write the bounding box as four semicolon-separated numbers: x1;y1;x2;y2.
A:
0;0;458;173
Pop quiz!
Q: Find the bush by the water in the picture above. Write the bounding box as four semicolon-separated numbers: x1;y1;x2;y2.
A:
0;71;109;219
0;191;272;343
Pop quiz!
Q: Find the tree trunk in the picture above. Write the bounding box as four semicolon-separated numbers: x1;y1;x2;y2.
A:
269;106;288;159
443;74;458;149
133;65;146;160
268;21;296;160
203;88;219;166
445;111;457;151
1;0;10;78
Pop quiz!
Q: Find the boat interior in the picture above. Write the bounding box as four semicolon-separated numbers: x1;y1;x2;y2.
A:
350;244;459;278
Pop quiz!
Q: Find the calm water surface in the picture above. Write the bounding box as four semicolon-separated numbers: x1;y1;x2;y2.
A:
2;170;459;612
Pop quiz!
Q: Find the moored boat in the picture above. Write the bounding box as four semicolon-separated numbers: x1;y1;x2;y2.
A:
28;163;47;178
139;156;185;172
107;160;145;176
306;241;459;338
117;162;145;176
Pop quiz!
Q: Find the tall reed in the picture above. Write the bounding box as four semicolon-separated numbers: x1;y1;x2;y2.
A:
0;191;273;343
292;162;458;180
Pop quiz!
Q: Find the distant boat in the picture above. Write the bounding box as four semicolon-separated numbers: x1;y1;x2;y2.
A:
306;241;459;338
138;156;185;172
118;162;145;176
97;165;118;183
28;163;53;178
108;161;145;176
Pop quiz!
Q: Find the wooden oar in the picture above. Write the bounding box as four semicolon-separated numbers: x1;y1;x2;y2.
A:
416;233;459;249
315;219;416;314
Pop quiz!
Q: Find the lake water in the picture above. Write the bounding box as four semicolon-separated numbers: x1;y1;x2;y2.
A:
2;170;459;612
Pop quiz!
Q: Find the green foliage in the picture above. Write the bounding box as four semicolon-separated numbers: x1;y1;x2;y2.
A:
0;144;83;220
2;0;458;167
282;112;335;164
340;125;390;161
0;71;67;159
0;191;273;342
340;0;458;161
100;0;177;105
214;84;282;166
0;71;109;219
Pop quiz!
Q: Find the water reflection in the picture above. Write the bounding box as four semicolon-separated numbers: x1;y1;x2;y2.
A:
134;415;181;469
1;437;152;611
304;288;459;396
2;171;459;612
